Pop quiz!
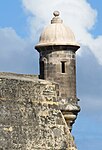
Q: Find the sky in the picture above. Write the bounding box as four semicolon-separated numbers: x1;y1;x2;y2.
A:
0;0;102;149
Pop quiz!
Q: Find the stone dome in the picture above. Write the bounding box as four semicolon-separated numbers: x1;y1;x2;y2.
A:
35;11;79;48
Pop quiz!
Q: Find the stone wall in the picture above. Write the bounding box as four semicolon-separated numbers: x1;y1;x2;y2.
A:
39;46;77;102
0;72;77;150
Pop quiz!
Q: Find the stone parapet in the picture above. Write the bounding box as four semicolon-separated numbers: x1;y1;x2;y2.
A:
0;72;77;150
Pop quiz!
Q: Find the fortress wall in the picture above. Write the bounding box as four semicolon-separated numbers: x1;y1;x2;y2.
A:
0;72;75;150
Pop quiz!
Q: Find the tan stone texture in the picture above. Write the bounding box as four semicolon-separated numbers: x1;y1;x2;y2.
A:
0;72;77;150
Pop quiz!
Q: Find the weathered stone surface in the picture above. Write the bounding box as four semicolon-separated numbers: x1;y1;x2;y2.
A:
0;72;77;150
35;11;80;132
0;11;80;150
35;11;80;103
39;48;77;100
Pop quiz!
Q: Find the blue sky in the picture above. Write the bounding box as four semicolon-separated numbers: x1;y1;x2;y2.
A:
0;0;27;37
0;0;102;150
87;0;102;36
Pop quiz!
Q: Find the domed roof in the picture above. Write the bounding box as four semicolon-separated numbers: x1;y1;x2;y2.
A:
35;11;80;48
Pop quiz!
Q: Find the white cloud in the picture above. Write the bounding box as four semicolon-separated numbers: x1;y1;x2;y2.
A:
0;28;27;56
22;0;102;65
0;27;39;74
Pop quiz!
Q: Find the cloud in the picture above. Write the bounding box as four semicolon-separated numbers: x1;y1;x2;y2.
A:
22;0;102;65
0;27;39;74
76;47;102;114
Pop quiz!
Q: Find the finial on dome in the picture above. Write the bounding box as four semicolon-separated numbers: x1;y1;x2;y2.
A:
53;11;60;17
51;10;62;24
